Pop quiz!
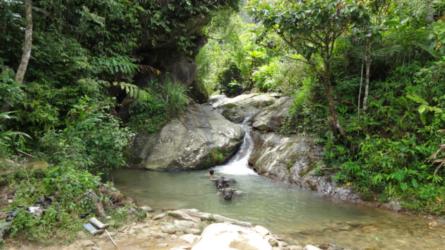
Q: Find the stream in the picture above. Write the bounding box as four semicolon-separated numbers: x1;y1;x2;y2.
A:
113;123;445;249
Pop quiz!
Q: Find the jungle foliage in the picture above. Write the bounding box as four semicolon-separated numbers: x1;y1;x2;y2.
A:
199;0;445;214
0;0;237;241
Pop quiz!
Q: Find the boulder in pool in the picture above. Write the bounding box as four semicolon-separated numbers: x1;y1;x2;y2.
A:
192;223;273;250
130;104;244;170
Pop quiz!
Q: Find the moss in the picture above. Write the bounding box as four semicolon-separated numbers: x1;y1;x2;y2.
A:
199;148;231;169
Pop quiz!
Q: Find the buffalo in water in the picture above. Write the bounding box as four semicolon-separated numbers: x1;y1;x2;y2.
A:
213;176;236;190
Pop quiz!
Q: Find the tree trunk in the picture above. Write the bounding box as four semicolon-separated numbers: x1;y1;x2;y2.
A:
15;0;33;84
321;53;346;138
357;58;364;115
326;80;346;137
363;43;372;112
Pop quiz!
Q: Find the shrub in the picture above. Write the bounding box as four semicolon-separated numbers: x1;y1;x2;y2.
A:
128;80;189;134
218;63;244;97
9;165;100;241
40;97;133;175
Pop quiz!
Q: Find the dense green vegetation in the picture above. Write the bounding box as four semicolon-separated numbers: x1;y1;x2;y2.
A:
0;0;237;242
0;0;444;244
198;0;445;214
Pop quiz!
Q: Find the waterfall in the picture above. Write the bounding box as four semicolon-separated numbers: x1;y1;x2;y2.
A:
215;118;257;176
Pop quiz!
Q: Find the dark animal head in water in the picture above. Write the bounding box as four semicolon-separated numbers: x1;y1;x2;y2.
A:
223;188;235;201
215;177;230;190
209;169;214;176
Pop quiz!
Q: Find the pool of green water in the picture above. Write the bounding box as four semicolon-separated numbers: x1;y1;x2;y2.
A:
112;169;445;250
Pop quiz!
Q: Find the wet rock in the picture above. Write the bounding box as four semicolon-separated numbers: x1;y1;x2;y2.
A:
181;209;213;221
130;104;244;170
168;210;201;223
255;225;271;237
192;223;273;250
211;214;252;227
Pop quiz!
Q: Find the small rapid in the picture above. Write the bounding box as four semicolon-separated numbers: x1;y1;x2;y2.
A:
215;118;257;176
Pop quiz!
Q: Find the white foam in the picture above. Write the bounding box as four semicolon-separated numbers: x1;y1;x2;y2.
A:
215;119;257;176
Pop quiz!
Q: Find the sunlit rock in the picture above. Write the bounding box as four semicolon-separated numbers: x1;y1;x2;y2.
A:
130;104;244;170
192;223;273;250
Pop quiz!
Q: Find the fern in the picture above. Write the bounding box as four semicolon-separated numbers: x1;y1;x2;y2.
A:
0;112;30;156
94;56;139;76
112;82;152;102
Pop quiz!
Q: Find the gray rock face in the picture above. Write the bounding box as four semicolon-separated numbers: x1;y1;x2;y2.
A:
210;93;281;123
248;131;360;202
211;93;360;202
252;96;292;132
210;93;292;133
130;104;244;170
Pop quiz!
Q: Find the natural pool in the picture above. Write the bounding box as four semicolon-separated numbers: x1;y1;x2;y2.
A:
113;168;445;250
114;122;444;249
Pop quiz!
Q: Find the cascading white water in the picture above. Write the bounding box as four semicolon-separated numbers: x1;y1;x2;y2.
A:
215;118;257;176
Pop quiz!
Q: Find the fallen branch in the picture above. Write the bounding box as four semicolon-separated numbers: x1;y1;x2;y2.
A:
105;229;119;249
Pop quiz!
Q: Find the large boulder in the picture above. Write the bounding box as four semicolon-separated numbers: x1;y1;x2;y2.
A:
210;93;281;123
210;93;292;133
192;223;273;250
251;96;292;132
248;132;360;202
130;104;244;170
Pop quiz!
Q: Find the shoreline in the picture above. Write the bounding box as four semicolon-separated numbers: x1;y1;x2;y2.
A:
6;207;308;250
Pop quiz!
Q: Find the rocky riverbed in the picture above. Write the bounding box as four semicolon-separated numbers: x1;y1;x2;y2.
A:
7;208;320;250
